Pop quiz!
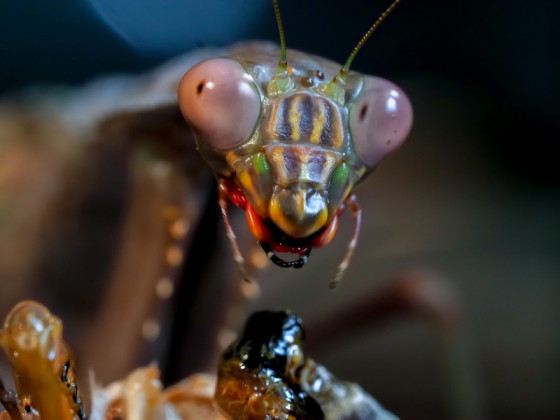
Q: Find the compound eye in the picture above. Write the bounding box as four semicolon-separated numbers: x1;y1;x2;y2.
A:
349;77;413;168
178;58;260;150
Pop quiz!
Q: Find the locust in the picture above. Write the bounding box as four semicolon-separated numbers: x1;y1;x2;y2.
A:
178;0;413;287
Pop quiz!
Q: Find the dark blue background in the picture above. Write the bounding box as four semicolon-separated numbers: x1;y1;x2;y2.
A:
1;0;558;182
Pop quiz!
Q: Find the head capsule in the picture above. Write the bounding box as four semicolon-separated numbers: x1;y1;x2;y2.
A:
178;0;412;277
179;47;411;244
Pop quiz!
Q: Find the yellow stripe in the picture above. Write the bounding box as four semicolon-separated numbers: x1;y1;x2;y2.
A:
270;148;288;182
266;100;279;140
269;197;283;226
296;189;305;216
319;152;337;184
310;99;326;144
225;151;237;168
239;170;266;216
331;109;343;148
289;95;301;141
238;171;255;198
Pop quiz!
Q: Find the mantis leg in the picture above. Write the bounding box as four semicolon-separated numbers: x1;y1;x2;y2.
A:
218;178;251;282
330;194;362;289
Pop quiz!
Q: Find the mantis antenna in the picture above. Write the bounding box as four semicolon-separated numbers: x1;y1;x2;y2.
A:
325;0;403;104
267;0;293;96
273;0;287;71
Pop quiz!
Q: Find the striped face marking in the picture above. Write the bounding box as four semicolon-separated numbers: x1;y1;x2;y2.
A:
178;0;411;284
178;1;412;282
256;92;347;239
178;49;412;281
266;93;344;149
265;146;340;187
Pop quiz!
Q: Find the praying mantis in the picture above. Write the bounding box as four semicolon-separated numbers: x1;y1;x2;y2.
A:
0;0;420;418
0;0;415;386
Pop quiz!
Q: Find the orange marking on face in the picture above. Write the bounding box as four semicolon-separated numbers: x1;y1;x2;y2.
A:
246;203;272;243
312;215;339;247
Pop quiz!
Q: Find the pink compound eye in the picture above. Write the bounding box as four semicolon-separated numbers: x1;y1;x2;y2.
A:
349;76;413;168
178;58;260;150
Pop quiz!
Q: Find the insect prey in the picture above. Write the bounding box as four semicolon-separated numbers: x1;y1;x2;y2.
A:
0;301;86;420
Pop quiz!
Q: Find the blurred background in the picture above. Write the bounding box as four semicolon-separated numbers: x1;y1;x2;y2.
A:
0;0;558;419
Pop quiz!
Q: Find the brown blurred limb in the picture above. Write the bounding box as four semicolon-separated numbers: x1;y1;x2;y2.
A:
307;269;483;420
77;106;212;383
308;269;463;346
0;378;22;420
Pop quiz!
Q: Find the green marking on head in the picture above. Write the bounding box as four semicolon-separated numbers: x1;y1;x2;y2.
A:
332;162;350;188
267;67;293;97
253;152;270;176
323;74;347;106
